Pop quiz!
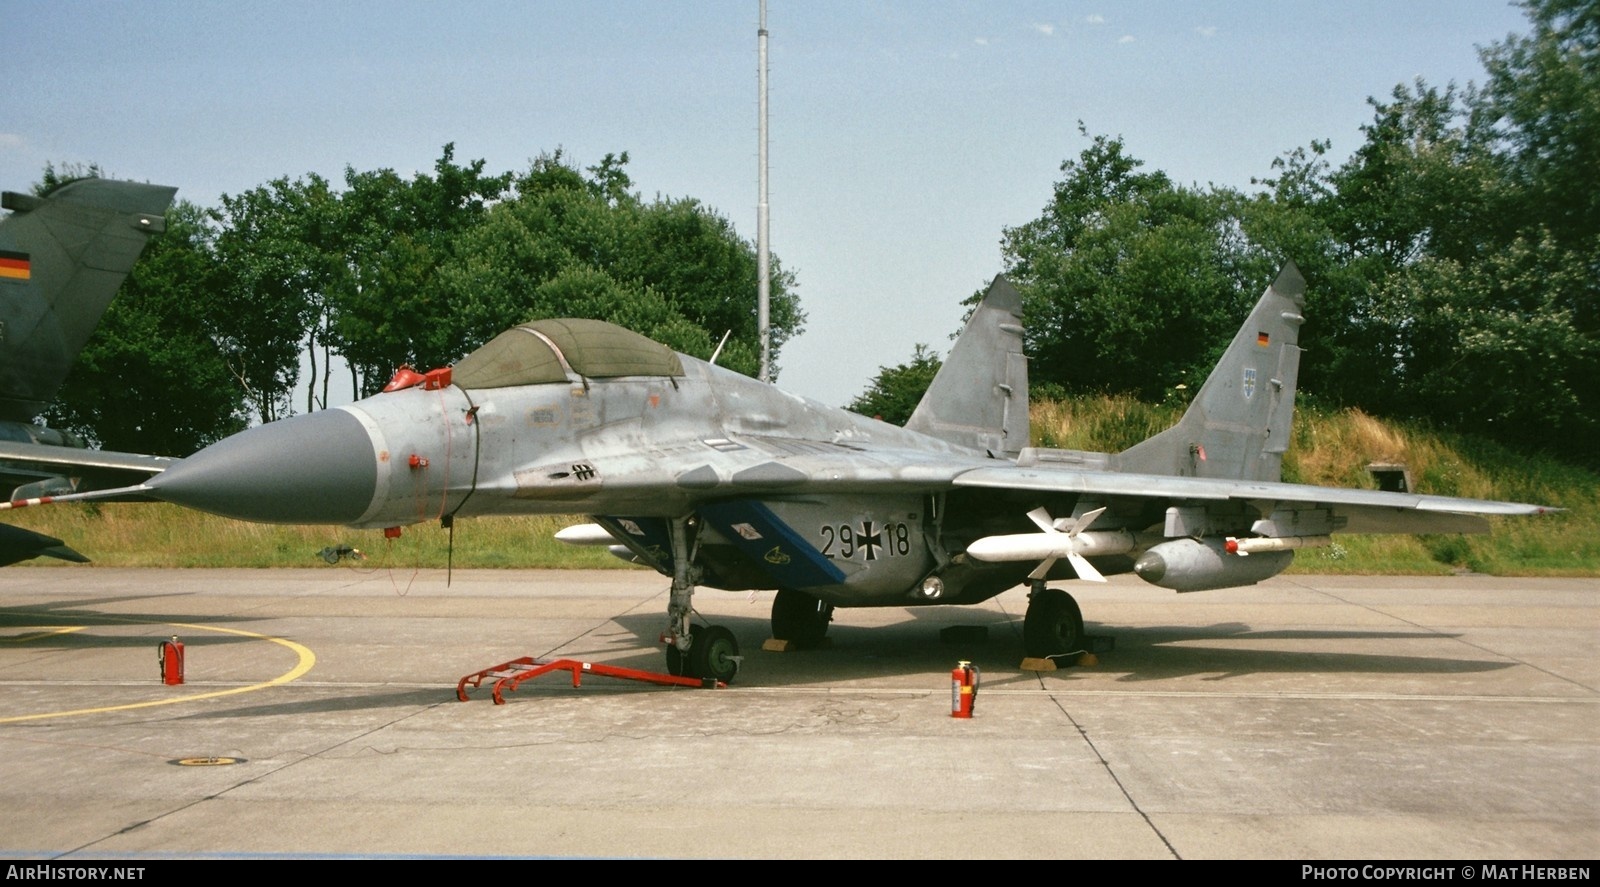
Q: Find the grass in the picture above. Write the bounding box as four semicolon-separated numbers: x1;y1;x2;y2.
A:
9;399;1594;575
1280;406;1595;576
8;506;624;570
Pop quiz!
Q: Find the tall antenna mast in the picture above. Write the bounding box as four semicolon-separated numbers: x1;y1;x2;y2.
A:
757;0;772;383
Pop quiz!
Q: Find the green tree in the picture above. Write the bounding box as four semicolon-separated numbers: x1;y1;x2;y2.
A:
1001;127;1255;399
1299;3;1599;456
1473;0;1600;454
847;343;942;425
628;195;803;376
439;151;802;379
1479;0;1600;249
36;147;805;445
966;2;1599;465
1399;241;1596;444
1257;83;1507;415
212;175;343;422
329;144;513;396
32;162;106;194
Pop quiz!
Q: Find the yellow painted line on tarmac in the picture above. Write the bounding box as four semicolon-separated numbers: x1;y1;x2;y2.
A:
2;626;87;644
0;620;315;724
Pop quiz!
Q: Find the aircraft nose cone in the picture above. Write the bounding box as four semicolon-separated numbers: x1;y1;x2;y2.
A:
149;409;377;524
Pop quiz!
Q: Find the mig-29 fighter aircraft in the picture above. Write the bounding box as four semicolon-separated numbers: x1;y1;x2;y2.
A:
5;263;1555;679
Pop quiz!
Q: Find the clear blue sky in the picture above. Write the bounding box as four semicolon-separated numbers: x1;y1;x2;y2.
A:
1;1;1532;410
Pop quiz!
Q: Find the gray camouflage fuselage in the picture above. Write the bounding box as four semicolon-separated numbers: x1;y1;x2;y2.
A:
149;353;1025;605
141;263;1555;612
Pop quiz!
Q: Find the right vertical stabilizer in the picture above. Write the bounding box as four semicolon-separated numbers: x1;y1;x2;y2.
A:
1118;262;1306;482
0;178;177;423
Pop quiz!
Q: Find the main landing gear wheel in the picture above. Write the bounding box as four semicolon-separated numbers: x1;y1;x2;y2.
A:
665;625;741;684
771;588;834;646
1023;588;1085;658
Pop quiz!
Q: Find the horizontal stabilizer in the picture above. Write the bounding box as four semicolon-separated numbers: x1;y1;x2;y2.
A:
0;523;88;566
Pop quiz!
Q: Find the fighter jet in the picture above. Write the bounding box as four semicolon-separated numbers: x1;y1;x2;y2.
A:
0;177;178;563
7;262;1555;678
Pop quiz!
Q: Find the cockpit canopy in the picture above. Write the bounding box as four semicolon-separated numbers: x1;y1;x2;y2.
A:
452;318;685;389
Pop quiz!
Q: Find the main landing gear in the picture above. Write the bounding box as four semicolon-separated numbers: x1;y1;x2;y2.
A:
770;588;834;647
1022;583;1085;659
661;515;742;684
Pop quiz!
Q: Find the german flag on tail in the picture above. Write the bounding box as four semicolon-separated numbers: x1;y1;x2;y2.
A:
0;249;29;281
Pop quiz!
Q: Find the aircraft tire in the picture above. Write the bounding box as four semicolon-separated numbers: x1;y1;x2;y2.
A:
664;624;704;677
688;624;740;684
1023;588;1085;658
771;589;834;646
664;635;688;676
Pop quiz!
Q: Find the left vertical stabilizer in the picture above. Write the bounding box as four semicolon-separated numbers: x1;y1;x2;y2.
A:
904;275;1029;458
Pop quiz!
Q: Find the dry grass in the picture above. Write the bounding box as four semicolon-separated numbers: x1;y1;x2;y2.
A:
1032;394;1181;452
8;505;624;570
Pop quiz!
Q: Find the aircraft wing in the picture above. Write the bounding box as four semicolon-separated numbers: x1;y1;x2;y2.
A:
0;440;178;500
567;432;987;502
951;464;1554;535
568;431;1548;537
587;430;1548;532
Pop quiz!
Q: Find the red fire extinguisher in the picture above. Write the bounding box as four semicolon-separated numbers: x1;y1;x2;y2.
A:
951;660;979;718
159;636;185;686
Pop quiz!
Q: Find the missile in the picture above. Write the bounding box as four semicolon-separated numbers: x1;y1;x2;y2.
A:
965;529;1135;563
555;523;621;546
1224;534;1332;554
553;524;643;565
966;505;1137;583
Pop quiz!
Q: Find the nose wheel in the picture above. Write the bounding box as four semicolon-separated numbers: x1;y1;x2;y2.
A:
665;624;741;684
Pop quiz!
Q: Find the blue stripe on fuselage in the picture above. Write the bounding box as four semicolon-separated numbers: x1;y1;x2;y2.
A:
697;500;846;588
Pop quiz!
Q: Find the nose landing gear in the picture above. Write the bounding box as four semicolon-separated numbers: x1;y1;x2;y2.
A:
659;514;742;684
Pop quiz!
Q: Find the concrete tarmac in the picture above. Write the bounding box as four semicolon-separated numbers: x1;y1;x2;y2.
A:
0;567;1594;860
